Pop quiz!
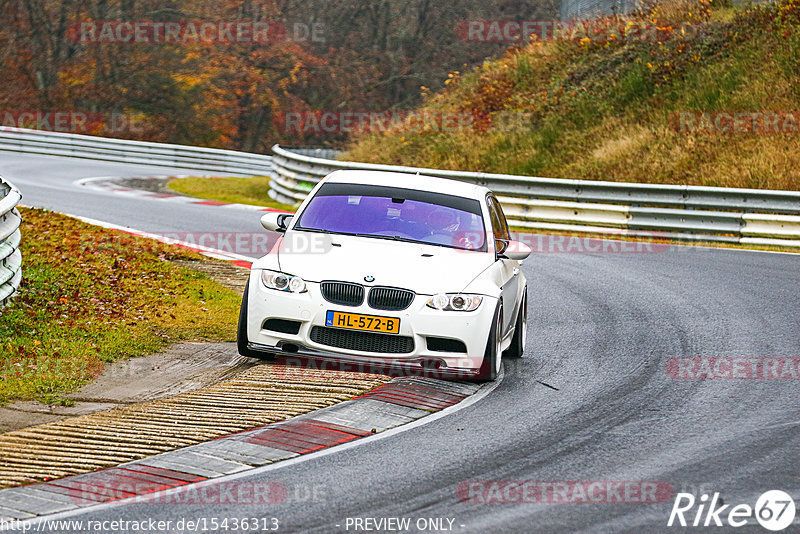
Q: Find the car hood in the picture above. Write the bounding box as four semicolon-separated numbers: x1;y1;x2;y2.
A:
271;232;493;295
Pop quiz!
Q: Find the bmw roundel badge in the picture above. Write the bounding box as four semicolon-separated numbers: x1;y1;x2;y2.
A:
364;275;375;283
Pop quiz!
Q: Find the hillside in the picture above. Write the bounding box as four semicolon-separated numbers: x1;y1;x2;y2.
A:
344;0;800;190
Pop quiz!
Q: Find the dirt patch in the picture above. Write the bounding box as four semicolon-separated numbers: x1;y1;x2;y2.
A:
0;342;255;434
118;176;184;195
173;258;250;295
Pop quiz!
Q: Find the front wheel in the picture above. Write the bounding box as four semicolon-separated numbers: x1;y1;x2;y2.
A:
237;280;274;360
503;290;527;359
475;305;503;382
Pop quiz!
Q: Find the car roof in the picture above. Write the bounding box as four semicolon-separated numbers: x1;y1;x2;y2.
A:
321;169;491;201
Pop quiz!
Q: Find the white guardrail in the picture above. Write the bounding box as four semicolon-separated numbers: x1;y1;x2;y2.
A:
271;145;800;248
0;125;797;248
0;127;274;177
0;175;22;311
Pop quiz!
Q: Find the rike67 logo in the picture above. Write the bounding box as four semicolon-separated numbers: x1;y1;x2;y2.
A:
668;490;796;531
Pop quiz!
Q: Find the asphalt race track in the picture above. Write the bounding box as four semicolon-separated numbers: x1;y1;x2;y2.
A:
2;151;799;533
1;152;261;238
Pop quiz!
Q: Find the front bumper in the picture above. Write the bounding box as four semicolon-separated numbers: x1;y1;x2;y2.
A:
246;276;497;374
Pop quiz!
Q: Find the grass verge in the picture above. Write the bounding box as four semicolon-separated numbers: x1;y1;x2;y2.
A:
168;175;295;210
0;208;242;405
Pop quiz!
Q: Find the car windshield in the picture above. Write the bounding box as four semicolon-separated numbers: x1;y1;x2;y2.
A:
294;182;486;251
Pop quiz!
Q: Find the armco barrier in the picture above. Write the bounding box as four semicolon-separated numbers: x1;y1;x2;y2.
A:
0;127;274;177
0;176;22;311
270;145;800;247
0;128;796;248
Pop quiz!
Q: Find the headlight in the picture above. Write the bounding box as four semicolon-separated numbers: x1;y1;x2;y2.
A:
261;270;307;293
427;293;483;311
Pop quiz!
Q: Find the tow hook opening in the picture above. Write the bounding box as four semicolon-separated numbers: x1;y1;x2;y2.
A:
280;343;300;353
420;359;445;370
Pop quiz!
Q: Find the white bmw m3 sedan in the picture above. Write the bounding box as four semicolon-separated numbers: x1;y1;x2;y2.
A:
237;170;530;381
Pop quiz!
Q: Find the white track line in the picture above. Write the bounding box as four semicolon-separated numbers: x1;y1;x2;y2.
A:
64;213;255;264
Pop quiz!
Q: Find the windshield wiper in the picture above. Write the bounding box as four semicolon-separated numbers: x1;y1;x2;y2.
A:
293;227;347;236
296;228;469;249
298;228;421;243
353;233;423;245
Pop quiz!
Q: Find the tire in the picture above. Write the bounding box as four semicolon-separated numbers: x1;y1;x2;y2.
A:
237;280;274;360
503;290;527;359
475;304;503;382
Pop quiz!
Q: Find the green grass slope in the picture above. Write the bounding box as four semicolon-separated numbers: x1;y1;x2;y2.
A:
344;0;800;190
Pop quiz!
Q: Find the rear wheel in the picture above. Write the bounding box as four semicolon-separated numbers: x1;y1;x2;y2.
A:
475;305;503;382
503;290;527;359
237;280;274;360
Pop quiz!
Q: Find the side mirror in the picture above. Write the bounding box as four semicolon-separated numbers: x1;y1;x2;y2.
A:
496;238;509;256
497;239;531;261
260;212;293;233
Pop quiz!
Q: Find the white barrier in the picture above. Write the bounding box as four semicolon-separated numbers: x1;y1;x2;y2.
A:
0;176;22;311
270;145;800;247
0;126;797;248
0;127;274;177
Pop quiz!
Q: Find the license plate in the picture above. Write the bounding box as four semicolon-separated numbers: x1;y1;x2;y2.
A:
325;311;400;334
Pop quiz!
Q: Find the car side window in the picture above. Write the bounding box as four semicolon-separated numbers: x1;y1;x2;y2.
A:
487;195;510;243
